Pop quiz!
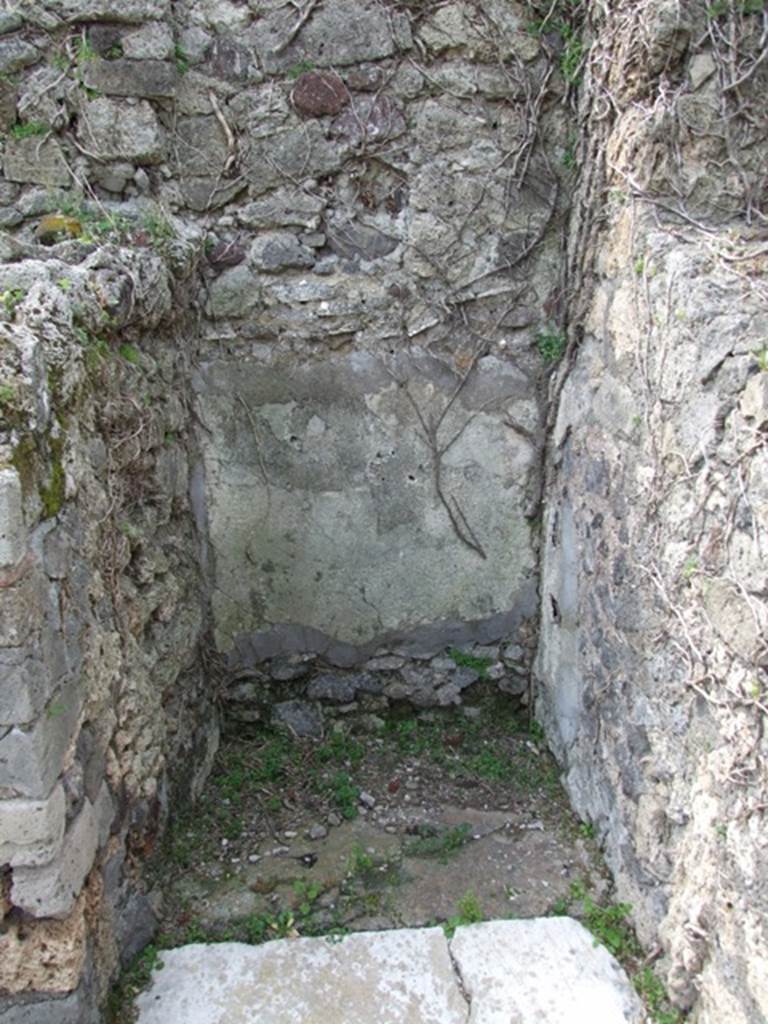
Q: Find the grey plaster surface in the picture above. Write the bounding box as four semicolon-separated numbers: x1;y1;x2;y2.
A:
194;350;539;659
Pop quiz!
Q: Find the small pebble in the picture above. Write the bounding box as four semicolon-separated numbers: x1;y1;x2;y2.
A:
359;791;376;809
248;853;260;863
308;824;328;840
327;812;342;827
284;830;298;839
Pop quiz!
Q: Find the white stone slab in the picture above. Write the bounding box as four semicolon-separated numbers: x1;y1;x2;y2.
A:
450;918;645;1023
135;927;468;1024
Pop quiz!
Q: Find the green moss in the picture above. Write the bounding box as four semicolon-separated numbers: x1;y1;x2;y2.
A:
12;431;67;518
10;435;37;498
39;433;66;519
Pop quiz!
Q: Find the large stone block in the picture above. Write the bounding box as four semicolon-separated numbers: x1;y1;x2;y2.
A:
11;788;108;918
0;649;59;726
174;116;230;177
122;22;175;60
449;918;645;1022
0;571;44;648
38;0;170;22
77;97;164;164
0;897;87;995
243;121;347;196
136;928;467;1024
2;138;70;187
0;687;82;799
82;59;177;99
0;982;99;1024
204;263;261;319
0;39;39;77
0;469;24;568
251;0;411;74
0;783;65;868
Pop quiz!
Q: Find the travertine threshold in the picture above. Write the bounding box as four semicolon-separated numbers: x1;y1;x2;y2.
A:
135;918;644;1024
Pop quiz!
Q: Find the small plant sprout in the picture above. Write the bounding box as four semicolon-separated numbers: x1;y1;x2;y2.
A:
9;121;48;139
536;328;567;365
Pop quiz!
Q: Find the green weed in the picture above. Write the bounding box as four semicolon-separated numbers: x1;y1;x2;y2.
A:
0;382;16;406
9;121;48;139
105;944;163;1023
634;967;684;1024
119;344;141;365
536;328;566;365
317;731;364;768
174;44;190;74
447;647;493;678
1;288;25;316
444;891;483;937
346;843;376;877
753;345;768;371
579;889;639;958
404;823;472;862
327;771;359;819
287;59;315;79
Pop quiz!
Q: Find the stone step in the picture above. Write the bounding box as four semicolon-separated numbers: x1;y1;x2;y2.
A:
134;917;645;1024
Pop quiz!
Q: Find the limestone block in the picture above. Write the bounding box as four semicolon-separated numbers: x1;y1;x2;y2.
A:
82;59;177;99
449;918;645;1022
0;649;59;725
0;983;100;1024
0;39;39;77
272;700;324;739
135;928;467;1024
204;263;261;319
0;468;24;568
740;372;768;428
77;97;164;164
0;783;65;868
0;687;82;799
38;0;170;22
122;23;175;60
0;571;43;647
252;0;408;74
174;116;230;177
243;121;347;196
237;188;325;230
249;232;315;272
2;138;70;188
11;794;100;919
331;95;406;147
0;895;87;994
0;78;16;134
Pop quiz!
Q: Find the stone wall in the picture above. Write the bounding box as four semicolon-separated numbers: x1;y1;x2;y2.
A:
0;246;216;1019
536;3;768;1022
2;0;766;1021
1;0;566;1018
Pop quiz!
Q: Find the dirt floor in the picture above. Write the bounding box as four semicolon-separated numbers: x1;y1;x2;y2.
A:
146;695;611;948
110;692;683;1023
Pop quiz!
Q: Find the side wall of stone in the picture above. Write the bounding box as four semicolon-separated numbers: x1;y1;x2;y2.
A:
0;248;216;1019
537;3;767;1022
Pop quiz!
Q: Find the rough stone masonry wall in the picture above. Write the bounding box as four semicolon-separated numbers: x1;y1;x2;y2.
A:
0;0;569;1019
0;244;217;1022
536;2;767;1022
